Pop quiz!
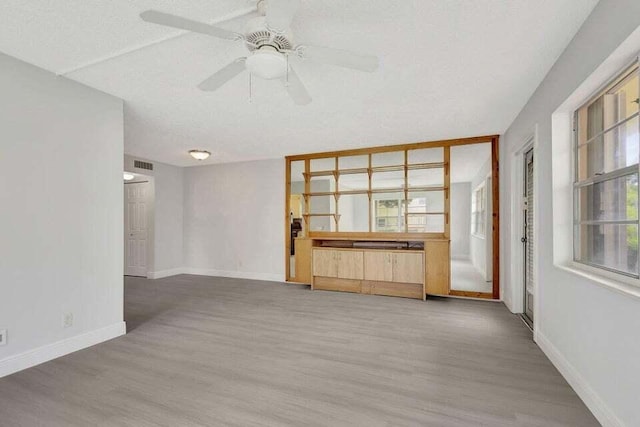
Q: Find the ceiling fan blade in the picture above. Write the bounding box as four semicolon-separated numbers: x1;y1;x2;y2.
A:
299;45;379;72
266;0;300;32
283;66;311;105
198;58;247;91
140;10;242;41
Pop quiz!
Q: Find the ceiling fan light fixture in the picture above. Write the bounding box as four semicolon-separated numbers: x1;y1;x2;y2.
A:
189;149;211;160
245;48;287;80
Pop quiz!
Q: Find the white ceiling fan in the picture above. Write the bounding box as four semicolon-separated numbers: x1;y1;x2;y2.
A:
140;0;379;105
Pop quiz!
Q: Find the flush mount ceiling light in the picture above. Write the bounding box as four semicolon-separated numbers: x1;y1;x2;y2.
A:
123;172;135;181
189;150;211;160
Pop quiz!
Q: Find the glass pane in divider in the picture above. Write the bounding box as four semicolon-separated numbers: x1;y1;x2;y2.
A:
290;160;305;183
408;214;445;233
310;175;336;193
310;216;333;232
408;191;445;214
408;147;444;164
339;173;368;192
310;157;336;172
575;223;639;276
576;174;638;222
371;192;405;232
408;168;444;188
339;155;368;170
576;116;639;181
372;151;404;167
338;194;369;232
371;169;404;190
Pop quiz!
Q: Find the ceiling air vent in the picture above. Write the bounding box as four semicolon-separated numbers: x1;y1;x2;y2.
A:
134;160;153;171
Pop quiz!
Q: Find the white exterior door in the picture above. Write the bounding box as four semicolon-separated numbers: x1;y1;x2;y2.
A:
523;148;534;326
124;181;149;277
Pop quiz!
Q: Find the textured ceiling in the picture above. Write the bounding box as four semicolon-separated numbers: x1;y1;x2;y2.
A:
0;1;598;166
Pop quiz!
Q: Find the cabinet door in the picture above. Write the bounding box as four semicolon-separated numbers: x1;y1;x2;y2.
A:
425;240;450;295
337;251;364;280
364;251;393;281
313;249;337;277
393;252;424;284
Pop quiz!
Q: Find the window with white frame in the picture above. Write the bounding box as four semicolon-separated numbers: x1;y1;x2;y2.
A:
471;183;486;237
573;62;640;277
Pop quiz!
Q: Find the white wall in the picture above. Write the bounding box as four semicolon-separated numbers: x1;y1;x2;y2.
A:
501;1;640;425
0;53;125;377
183;159;285;281
470;159;491;277
450;182;471;259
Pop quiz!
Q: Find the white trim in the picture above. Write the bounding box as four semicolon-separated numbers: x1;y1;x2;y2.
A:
557;263;640;300
184;268;285;283
147;267;187;279
535;332;624;427
0;321;126;379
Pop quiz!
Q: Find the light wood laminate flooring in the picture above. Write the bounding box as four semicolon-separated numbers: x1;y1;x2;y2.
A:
0;275;599;426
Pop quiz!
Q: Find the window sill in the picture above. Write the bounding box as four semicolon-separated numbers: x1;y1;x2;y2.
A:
556;262;640;300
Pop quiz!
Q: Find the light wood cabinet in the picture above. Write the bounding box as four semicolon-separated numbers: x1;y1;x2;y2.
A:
294;238;312;283
312;249;337;277
364;252;393;281
393;252;424;284
314;247;426;300
425;240;450;296
337;250;364;280
312;249;364;280
364;251;423;284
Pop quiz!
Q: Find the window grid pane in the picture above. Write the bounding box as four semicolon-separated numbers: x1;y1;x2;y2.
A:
574;62;640;277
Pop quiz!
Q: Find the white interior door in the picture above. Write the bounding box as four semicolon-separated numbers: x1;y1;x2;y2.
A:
124;181;149;277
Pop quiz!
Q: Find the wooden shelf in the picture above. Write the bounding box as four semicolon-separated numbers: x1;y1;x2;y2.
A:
303;192;334;198
407;212;446;215
304;170;335;178
407;186;446;192
371;164;405;173
338;167;369;176
407;162;445;170
304;162;446;179
370;187;405;194
338;190;369;196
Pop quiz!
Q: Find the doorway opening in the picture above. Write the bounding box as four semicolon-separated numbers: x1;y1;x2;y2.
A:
124;172;154;278
449;143;495;298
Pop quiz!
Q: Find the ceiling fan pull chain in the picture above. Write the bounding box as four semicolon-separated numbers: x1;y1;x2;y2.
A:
285;54;289;87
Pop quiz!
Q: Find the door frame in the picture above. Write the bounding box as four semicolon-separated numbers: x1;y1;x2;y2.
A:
510;127;539;332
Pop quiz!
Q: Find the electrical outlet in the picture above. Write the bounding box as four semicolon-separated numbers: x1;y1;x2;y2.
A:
0;329;7;346
63;313;73;329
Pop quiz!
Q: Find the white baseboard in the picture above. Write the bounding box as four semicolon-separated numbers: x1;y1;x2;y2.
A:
184;268;285;283
0;321;126;379
535;332;623;427
147;267;186;279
